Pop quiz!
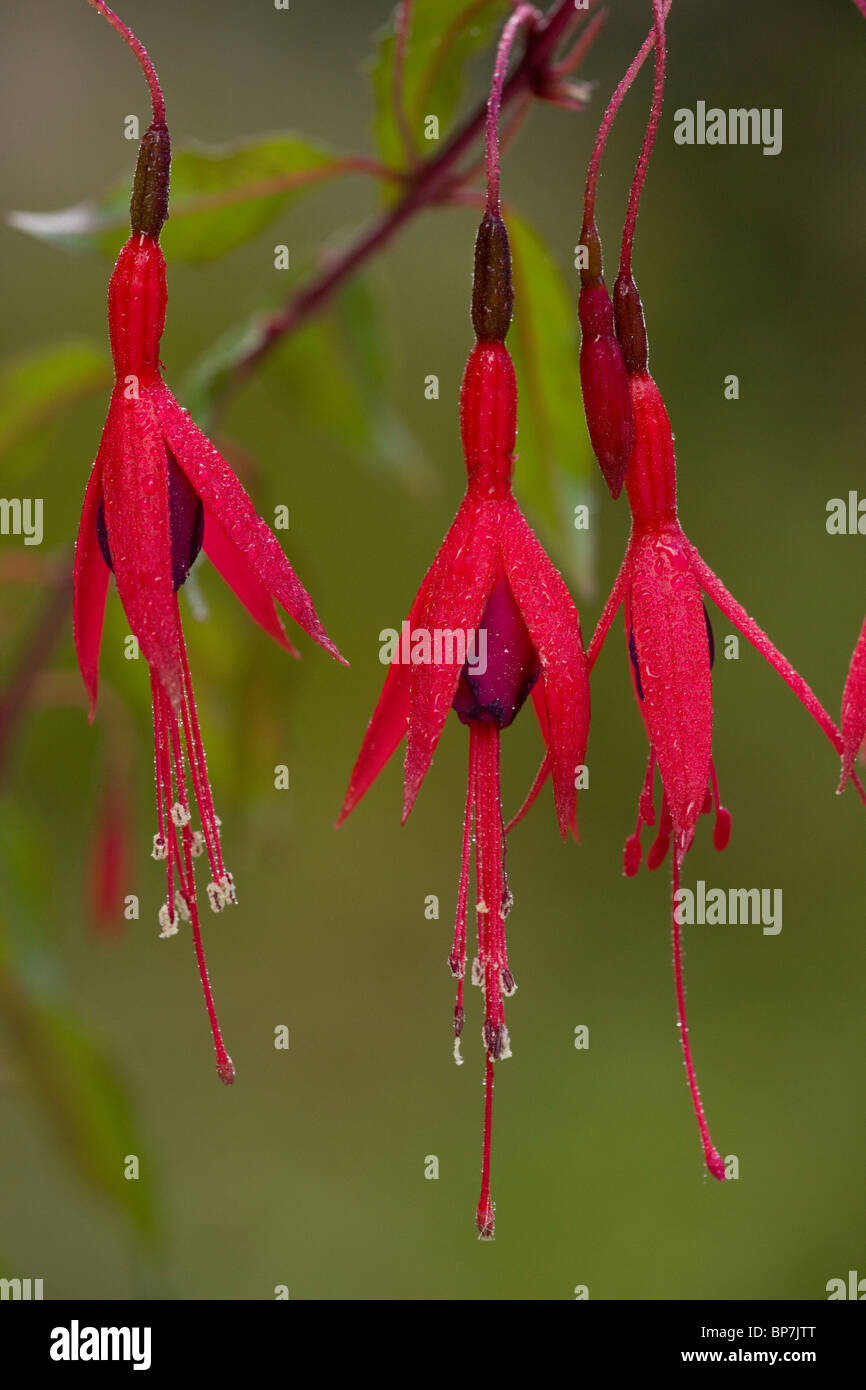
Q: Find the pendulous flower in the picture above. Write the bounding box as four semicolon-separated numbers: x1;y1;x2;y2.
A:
520;0;864;1181
74;2;344;1082
339;5;590;1239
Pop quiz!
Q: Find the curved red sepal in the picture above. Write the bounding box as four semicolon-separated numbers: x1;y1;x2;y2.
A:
73;451;110;721
100;392;183;706
403;496;498;822
152;384;346;666
498;497;589;839
840;616;866;788
203;510;299;659
627;530;713;858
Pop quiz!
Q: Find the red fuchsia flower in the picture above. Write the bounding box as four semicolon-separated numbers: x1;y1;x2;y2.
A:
519;0;865;1181
339;5;590;1240
74;2;343;1083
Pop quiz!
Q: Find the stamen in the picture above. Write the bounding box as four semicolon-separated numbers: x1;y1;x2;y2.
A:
148;618;235;1085
647;796;671;870
151;833;167;861
505;751;550;833
709;760;732;851
476;1055;496;1241
671;852;726;1181
448;731;477;1057
158;902;178;938
624;748;656;876
207;880;229;913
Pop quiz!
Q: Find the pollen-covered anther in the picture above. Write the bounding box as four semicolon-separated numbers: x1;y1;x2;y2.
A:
470;957;484;988
453;1037;464;1067
483;1020;507;1059
189;830;205;858
219;873;236;906
500;967;517;997
158;903;178;938
173;889;191;924
498;1025;512;1061
207;880;228;913
151;833;168;861
170;802;191;828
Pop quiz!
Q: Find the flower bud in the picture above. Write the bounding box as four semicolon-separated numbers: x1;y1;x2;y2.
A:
577;221;634;498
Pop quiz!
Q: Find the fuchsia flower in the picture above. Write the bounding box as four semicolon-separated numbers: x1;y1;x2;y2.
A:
74;2;343;1082
521;0;865;1181
339;5;590;1239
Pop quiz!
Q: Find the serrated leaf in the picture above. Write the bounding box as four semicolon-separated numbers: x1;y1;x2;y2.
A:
370;0;510;181
0;341;110;461
507;211;595;596
10;135;348;263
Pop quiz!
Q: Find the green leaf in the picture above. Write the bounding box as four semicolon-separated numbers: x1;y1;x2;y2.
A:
506;211;595;595
0;341;110;462
184;277;431;491
370;0;510;180
0;819;158;1245
9;135;348;263
1;986;159;1242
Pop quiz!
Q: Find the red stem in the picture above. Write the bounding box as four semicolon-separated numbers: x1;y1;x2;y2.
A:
583;1;670;229
217;0;581;411
85;0;166;126
619;0;667;279
485;4;541;214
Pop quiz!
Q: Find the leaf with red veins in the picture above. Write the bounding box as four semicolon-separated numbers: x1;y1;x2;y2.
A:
840;617;866;789
151;384;345;665
100;392;183;706
498;496;589;839
203;510;299;659
73;448;110;722
627;528;713;858
403;496;498;823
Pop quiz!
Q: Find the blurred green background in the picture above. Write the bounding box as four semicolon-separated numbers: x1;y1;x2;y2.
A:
0;0;864;1300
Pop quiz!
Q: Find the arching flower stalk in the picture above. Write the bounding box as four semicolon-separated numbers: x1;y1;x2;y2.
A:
74;1;344;1083
339;5;590;1239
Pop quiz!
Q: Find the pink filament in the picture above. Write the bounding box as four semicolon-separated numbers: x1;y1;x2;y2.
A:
672;853;725;1181
150;603;234;1085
